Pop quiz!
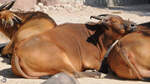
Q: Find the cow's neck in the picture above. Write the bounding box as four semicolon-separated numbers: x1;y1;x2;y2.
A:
100;31;124;59
85;25;106;60
99;34;115;59
86;25;119;60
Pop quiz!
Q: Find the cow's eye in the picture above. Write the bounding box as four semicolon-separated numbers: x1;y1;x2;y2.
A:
130;24;135;27
130;23;136;29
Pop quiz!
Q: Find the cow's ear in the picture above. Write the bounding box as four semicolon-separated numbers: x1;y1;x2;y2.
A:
0;0;15;11
86;22;102;31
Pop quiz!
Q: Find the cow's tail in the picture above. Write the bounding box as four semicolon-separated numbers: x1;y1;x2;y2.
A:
118;47;143;80
11;51;38;79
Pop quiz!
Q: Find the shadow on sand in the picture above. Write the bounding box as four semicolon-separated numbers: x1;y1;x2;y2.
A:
104;72;150;82
0;68;51;79
0;68;19;78
107;4;150;16
0;56;11;65
84;0;150;16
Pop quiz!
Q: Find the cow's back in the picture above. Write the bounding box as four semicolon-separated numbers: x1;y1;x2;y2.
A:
42;23;101;70
108;31;150;79
13;11;56;42
12;23;101;77
16;18;55;42
119;32;150;67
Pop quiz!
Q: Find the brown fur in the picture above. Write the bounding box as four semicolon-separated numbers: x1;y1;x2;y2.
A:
11;15;135;78
0;10;57;55
108;25;150;80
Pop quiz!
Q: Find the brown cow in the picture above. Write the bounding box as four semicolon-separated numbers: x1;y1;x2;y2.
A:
0;1;56;56
108;23;150;80
11;14;136;78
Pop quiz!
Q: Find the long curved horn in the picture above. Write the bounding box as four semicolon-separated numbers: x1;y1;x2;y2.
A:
90;14;115;20
0;2;8;11
90;16;102;20
4;0;15;10
0;0;15;11
90;14;111;20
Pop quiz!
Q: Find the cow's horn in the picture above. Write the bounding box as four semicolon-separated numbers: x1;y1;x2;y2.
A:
0;0;15;11
91;14;114;19
0;2;8;10
90;14;110;20
90;16;102;20
4;0;15;10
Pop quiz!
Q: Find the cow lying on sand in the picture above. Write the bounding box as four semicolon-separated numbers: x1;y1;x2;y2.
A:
0;1;56;56
11;14;136;78
108;22;150;80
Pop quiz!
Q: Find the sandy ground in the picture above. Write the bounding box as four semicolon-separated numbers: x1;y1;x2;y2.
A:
1;4;150;84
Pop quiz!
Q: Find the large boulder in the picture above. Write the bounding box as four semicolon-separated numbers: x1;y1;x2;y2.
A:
42;72;80;84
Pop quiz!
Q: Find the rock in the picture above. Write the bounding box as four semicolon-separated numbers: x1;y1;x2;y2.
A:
42;72;80;84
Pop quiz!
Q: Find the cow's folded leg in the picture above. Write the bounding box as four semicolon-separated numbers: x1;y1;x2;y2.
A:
74;71;101;78
2;41;13;56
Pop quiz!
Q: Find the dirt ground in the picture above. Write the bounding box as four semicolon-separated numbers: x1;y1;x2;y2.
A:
1;4;150;84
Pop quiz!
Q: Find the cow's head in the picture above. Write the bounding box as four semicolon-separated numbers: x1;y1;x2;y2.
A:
90;14;137;36
0;0;22;28
89;14;137;49
0;0;22;38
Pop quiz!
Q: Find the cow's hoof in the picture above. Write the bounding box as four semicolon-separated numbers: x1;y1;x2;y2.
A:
74;71;101;78
85;70;101;79
89;71;101;79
